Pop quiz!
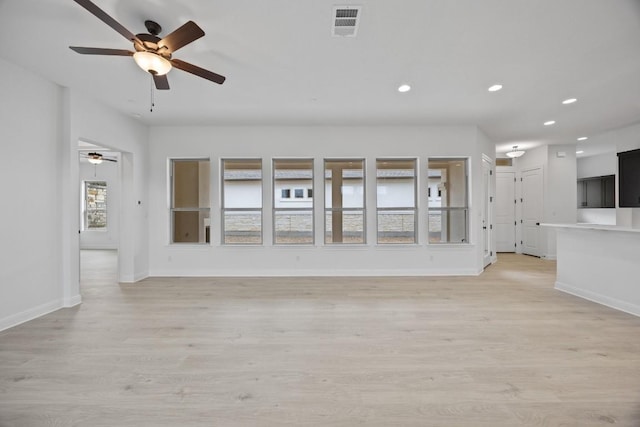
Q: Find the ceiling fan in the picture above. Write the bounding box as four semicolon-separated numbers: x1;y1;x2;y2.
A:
69;0;226;90
81;152;117;164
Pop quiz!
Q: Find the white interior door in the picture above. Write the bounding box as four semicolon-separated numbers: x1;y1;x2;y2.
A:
521;167;543;257
481;158;493;267
495;171;516;252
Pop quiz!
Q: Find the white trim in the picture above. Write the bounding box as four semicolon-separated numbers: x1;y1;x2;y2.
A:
120;272;149;283
555;281;640;318
64;294;82;308
149;268;481;277
80;243;118;250
0;299;64;332
543;223;640;233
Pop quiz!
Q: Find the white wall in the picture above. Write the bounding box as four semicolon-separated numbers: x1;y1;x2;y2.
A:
377;179;414;208
68;92;149;284
581;123;640;229
577;152;616;179
511;144;578;259
476;128;497;265
587;122;640;229
0;58;65;330
577;209;616;225
0;56;150;331
544;145;578;258
224;181;262;208
576;152;617;225
275;180;313;208
148;125;494;276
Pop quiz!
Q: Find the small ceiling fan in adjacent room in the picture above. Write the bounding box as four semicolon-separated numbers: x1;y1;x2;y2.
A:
81;152;117;165
69;0;226;90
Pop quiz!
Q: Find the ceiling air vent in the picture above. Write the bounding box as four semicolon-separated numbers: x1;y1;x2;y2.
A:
332;6;361;37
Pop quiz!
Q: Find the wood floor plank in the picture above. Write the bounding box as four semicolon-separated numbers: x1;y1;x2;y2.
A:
1;251;640;426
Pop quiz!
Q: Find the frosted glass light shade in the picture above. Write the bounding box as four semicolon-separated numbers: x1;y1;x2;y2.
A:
133;51;172;75
506;146;525;158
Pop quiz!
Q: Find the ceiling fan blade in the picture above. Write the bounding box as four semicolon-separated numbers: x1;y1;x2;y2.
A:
70;46;134;56
73;0;136;41
171;58;226;85
153;74;170;90
158;21;205;53
102;157;118;162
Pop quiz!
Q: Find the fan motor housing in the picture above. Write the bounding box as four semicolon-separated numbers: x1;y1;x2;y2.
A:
144;20;162;36
134;32;171;58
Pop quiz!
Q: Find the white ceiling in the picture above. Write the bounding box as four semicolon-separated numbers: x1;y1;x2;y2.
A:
1;0;640;155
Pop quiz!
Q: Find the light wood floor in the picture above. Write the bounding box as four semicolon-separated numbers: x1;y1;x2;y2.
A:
1;252;640;426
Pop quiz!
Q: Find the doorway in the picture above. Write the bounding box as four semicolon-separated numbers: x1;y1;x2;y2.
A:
78;141;121;285
495;171;516;252
521;166;543;257
481;156;494;267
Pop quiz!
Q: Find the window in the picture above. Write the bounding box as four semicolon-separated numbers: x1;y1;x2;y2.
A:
222;159;262;244
281;189;291;199
170;159;210;244
84;181;107;230
325;159;365;244
496;158;513;167
428;158;469;243
273;159;314;245
376;159;417;244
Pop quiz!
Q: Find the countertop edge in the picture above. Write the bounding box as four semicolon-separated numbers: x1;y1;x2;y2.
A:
541;223;640;233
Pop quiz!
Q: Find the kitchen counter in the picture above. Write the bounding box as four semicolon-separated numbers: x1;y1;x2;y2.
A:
542;223;640;317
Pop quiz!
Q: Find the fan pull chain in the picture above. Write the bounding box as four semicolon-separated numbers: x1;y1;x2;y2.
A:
150;76;155;112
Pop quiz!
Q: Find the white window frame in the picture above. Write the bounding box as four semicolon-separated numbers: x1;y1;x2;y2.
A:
324;158;366;244
427;157;470;244
376;158;417;245
272;158;315;245
221;158;263;245
83;180;108;231
170;158;211;245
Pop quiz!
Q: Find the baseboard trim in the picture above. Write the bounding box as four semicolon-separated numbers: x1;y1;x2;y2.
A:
64;294;82;308
149;268;481;277
0;299;64;332
555;281;640;318
134;272;149;282
80;244;118;250
119;272;148;283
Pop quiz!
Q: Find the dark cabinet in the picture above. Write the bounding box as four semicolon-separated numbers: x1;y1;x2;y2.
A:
577;175;615;208
618;149;640;207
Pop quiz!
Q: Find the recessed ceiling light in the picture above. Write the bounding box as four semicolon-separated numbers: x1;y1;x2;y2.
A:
562;98;577;104
398;84;411;93
544;120;556;126
576;150;584;154
577;136;588;141
488;84;503;92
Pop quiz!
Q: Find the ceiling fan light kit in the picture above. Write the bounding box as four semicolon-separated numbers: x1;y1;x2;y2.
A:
133;51;172;75
84;152;117;164
506;146;526;158
69;0;226;90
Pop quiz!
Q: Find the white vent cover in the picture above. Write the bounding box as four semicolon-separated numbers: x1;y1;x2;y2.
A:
332;6;361;37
